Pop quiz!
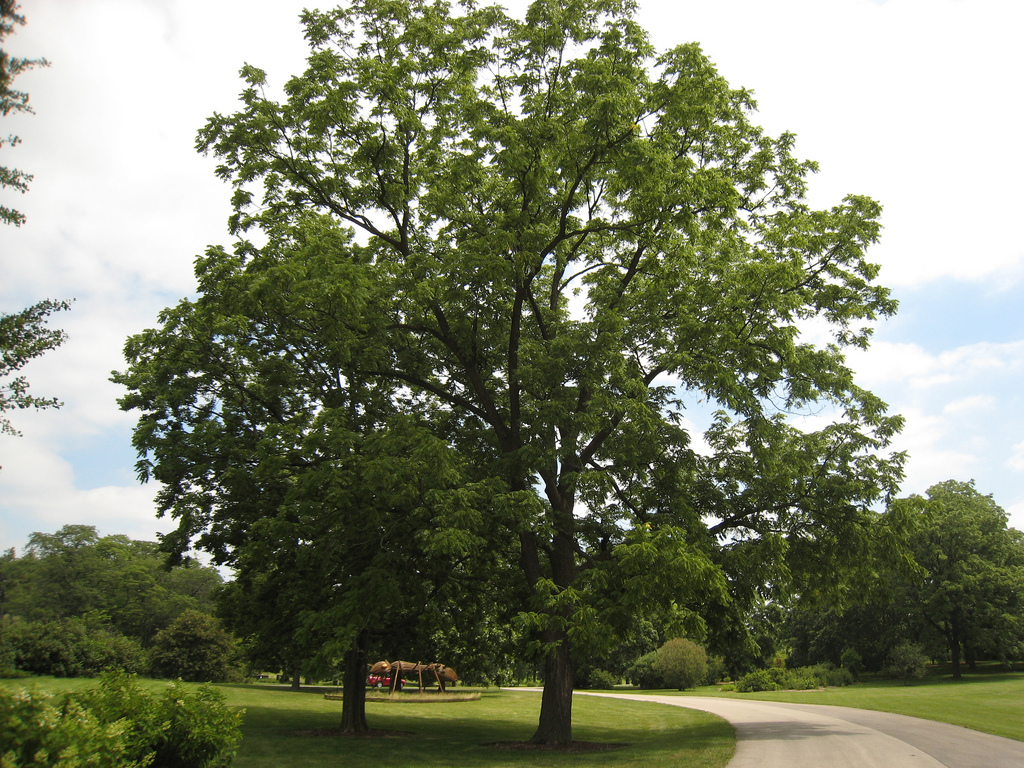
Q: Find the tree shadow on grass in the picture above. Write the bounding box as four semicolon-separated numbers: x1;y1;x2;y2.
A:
486;741;629;752
293;728;414;738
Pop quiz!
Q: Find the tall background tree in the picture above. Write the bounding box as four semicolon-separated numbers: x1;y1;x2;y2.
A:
0;525;227;678
118;0;905;745
779;480;1024;678
895;480;1024;678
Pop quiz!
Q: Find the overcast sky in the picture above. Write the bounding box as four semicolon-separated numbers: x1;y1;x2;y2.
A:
1;0;1022;555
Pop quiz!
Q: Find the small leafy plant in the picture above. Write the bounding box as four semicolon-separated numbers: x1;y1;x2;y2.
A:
884;642;929;685
0;686;141;767
0;672;243;768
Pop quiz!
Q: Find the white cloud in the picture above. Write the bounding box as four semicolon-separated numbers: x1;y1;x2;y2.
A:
943;396;995;415
847;342;936;388
887;408;981;494
0;431;169;553
849;340;1024;390
1007;502;1024;532
634;0;1024;288
1007;441;1024;473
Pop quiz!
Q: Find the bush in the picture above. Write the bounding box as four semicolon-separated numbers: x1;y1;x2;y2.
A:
771;667;816;690
654;638;708;690
0;616;15;674
735;663;855;692
4;617;146;678
11;619;90;677
0;667;32;679
149;610;240;683
703;654;728;686
0;686;141;767
841;648;864;679
626;650;663;689
735;668;780;692
0;673;242;768
0;671;241;768
884;642;928;685
825;665;855;687
78;672;244;768
577;668;619;689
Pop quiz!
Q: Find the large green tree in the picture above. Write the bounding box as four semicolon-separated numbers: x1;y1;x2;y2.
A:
894;480;1024;678
118;0;904;744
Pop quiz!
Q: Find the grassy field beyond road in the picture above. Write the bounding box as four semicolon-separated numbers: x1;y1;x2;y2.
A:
673;669;1024;742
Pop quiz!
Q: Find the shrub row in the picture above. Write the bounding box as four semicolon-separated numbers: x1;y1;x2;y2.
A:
0;672;243;768
1;611;242;682
1;617;146;679
576;667;621;689
734;664;855;692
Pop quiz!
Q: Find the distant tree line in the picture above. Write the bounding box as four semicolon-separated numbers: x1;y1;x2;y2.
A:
0;524;238;681
570;480;1024;689
3;479;1021;694
779;480;1024;680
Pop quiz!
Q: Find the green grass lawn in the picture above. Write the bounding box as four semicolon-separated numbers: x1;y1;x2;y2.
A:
651;667;1024;742
219;685;734;768
1;678;734;768
6;667;1023;767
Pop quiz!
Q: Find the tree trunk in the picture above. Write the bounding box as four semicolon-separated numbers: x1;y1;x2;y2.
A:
290;661;301;690
948;618;962;680
530;631;574;745
520;471;579;745
340;636;369;733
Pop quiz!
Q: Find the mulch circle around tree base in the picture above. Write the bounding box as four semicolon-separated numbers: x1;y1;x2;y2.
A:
488;741;630;752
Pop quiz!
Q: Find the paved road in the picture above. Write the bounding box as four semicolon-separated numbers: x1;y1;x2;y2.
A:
576;692;1024;767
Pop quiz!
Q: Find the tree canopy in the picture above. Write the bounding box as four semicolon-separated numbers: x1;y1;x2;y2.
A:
116;0;904;744
896;480;1024;678
779;480;1024;678
1;525;229;680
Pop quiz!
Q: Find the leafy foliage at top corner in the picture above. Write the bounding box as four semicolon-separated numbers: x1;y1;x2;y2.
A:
1;0;50;226
0;3;68;442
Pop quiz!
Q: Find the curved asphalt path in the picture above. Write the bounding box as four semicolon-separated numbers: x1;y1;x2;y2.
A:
493;692;1015;768
570;691;1024;767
